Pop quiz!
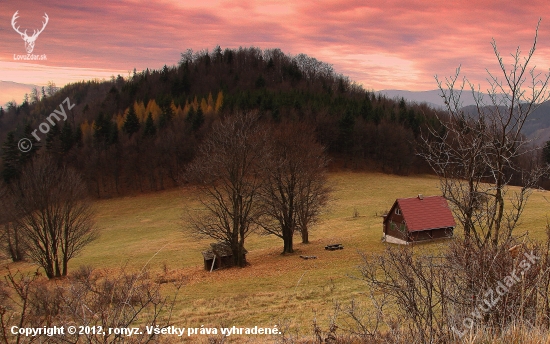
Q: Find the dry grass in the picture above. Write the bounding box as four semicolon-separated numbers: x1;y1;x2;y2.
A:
2;172;550;340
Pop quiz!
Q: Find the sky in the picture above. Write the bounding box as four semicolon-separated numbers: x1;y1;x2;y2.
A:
1;0;550;93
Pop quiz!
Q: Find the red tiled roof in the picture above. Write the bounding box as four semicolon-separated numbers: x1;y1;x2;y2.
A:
394;196;456;232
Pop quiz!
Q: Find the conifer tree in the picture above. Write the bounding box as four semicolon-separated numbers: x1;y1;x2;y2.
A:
360;93;373;121
109;123;119;145
1;132;21;183
93;113;118;147
193;107;205;131
123;105;140;137
338;108;355;153
143;112;156;137
45;124;61;152
122;105;140;137
159;103;173;128
22;124;40;159
74;126;83;147
93;112;110;144
60;121;75;153
185;107;196;125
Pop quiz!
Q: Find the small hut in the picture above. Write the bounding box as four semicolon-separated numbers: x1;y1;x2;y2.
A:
201;242;247;271
383;195;456;244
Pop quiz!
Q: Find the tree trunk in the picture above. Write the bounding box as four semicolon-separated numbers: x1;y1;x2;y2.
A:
62;238;69;276
231;243;247;267
44;258;55;279
231;240;240;267
62;258;68;276
282;226;294;254
301;227;309;244
6;223;25;262
55;257;62;278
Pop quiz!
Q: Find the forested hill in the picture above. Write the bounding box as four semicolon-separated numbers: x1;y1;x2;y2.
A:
0;47;442;197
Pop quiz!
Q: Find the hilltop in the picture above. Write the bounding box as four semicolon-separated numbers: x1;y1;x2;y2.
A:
0;47;440;197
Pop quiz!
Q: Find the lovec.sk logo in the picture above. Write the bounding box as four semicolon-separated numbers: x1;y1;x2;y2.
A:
11;10;48;59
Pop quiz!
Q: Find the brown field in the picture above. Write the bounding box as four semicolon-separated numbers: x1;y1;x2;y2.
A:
3;171;550;341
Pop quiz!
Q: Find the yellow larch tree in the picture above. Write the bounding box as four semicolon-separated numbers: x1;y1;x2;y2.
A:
207;92;215;113
80;120;93;143
215;91;224;113
145;99;162;121
115;111;125;130
135;101;146;122
200;97;209;114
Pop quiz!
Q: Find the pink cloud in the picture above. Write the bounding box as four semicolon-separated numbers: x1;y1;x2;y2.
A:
0;0;548;91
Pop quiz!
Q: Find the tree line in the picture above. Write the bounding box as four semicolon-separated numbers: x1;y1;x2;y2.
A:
1;46;442;198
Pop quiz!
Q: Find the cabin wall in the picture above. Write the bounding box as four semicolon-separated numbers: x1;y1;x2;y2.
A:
387;207;404;224
385;222;408;241
384;206;408;240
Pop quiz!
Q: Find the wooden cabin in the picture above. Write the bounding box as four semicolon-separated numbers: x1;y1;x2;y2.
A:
383;194;455;244
202;242;247;271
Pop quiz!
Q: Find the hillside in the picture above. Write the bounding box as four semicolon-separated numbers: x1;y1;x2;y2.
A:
0;47;441;197
522;101;550;145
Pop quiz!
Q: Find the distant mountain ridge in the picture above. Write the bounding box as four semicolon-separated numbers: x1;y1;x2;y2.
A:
378;89;550;145
0;81;39;107
376;90;447;109
376;89;509;108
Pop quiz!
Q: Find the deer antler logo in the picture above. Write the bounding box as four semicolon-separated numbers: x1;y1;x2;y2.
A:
11;11;49;54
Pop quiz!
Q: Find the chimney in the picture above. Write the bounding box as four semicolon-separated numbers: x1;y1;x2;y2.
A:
418;194;423;200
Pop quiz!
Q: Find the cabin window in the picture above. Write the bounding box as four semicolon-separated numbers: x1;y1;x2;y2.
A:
399;223;406;232
395;208;401;215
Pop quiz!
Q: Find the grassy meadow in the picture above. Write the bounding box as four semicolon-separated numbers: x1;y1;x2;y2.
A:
3;172;550;338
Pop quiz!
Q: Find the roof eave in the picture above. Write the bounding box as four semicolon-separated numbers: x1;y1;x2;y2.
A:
408;225;456;232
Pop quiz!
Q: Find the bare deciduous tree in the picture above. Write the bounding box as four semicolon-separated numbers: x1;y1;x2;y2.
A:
185;113;267;267
0;266;181;344
295;163;330;245
11;155;98;278
420;22;550;248
354;236;550;343
0;186;25;262
259;122;330;253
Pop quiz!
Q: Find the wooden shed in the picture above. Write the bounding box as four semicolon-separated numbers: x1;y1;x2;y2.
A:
383;194;455;244
201;242;247;271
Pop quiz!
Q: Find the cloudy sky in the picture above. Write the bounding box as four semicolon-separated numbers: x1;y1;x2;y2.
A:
1;0;549;92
